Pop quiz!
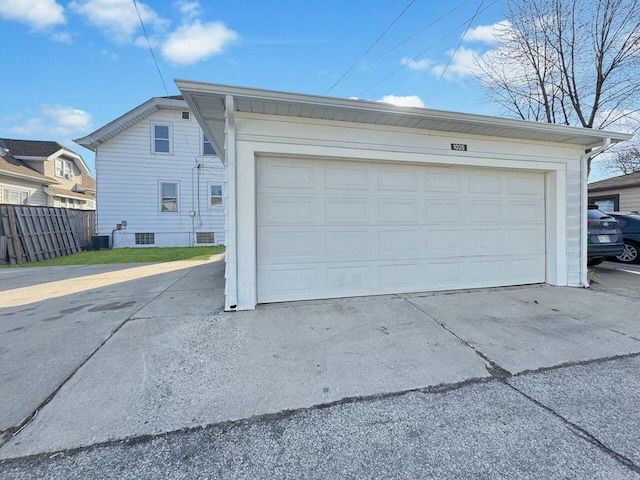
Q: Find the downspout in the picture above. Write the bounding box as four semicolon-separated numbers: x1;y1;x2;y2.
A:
580;137;611;287
225;95;238;310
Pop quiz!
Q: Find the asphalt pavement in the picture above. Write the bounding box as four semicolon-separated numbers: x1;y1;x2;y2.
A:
1;259;639;479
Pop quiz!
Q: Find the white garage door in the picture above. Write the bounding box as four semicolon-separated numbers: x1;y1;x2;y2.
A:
257;157;546;303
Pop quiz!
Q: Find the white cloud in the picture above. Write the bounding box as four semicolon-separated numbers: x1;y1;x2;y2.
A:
0;0;65;30
161;21;238;65
69;0;168;43
431;47;481;80
51;31;71;43
9;105;92;138
463;20;510;45
177;0;201;21
401;57;433;71
378;95;425;108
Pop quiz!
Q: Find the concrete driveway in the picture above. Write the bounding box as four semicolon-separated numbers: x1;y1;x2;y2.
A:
1;259;640;475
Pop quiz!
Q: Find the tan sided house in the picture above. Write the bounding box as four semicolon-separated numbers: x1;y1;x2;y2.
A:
588;171;640;212
0;138;95;210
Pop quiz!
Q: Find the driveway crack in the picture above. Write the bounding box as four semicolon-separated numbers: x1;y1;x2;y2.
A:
504;380;640;475
0;265;196;450
403;298;512;379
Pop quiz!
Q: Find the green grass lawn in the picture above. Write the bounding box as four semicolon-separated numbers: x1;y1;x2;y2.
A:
2;246;225;267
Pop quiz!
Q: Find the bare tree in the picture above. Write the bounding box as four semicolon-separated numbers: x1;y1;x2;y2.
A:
475;0;640;174
606;145;640;174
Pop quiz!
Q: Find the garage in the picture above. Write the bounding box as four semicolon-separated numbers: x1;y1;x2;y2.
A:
176;81;631;311
257;157;545;303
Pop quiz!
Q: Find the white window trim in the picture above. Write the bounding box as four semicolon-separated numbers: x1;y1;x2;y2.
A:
55;158;74;179
152;122;173;155
159;181;180;213
208;183;223;209
2;186;30;205
202;130;216;156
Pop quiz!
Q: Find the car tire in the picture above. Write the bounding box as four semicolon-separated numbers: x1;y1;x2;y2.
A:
587;257;605;266
616;240;640;264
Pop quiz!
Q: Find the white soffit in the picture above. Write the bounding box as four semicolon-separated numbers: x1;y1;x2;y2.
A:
176;80;633;164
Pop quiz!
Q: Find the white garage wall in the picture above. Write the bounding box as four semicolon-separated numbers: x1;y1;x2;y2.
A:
232;114;584;310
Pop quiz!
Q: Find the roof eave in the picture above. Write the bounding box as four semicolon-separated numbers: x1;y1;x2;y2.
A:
74;97;189;150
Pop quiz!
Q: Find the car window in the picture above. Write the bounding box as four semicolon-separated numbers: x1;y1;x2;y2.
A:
588;209;611;220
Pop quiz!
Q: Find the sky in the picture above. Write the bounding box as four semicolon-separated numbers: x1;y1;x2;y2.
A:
0;0;618;180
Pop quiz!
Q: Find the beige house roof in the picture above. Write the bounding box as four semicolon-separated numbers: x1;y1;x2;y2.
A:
588;171;640;192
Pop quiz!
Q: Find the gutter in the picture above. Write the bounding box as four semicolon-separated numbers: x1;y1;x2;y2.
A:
580;138;611;287
225;94;238;310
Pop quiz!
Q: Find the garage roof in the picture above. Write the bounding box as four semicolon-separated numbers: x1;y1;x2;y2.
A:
176;80;633;164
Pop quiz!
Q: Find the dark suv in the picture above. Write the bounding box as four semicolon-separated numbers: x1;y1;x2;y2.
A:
587;205;624;266
609;213;640;264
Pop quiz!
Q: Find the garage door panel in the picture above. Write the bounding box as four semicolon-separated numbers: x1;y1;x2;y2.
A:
379;229;424;258
469;173;503;194
326;230;372;259
469;200;503;221
325;165;369;190
325;197;369;223
378;166;418;191
257;158;547;303
377;197;421;223
509;174;544;195
426;199;464;223
261;196;315;224
263;162;314;189
426;170;462;193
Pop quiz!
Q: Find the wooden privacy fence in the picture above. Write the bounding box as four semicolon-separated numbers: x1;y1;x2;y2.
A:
0;205;96;265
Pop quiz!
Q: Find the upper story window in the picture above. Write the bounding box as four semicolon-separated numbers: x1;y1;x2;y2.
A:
153;123;172;154
55;158;74;179
203;133;215;156
181;111;190;120
210;184;222;207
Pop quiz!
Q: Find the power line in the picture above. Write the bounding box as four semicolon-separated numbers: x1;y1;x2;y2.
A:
324;0;417;95
357;0;497;97
426;0;485;105
132;0;170;96
339;0;472;87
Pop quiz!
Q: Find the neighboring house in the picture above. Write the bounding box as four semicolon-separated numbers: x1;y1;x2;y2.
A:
74;96;225;248
0;138;95;210
177;81;631;311
588;171;640;212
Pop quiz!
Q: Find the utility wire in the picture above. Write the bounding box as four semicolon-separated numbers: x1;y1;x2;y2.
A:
357;0;497;97
339;0;472;86
133;0;170;95
324;0;417;95
426;0;485;105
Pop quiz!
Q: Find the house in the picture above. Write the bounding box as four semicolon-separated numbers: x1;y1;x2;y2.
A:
588;171;640;212
176;81;631;311
74;96;225;248
0;138;95;209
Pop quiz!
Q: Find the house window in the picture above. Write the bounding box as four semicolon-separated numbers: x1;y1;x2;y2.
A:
55;158;74;179
160;182;179;212
196;232;215;244
181;111;190;120
135;233;155;245
203;133;215;156
2;188;29;205
588;194;619;212
210;185;222;207
152;123;172;154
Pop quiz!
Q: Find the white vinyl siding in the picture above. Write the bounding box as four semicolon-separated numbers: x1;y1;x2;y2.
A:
257;158;546;303
228;114;583;310
94;107;226;247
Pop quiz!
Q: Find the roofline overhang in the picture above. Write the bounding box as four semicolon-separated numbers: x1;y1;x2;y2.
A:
74;97;188;151
175;80;633;153
0;170;51;184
